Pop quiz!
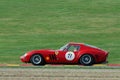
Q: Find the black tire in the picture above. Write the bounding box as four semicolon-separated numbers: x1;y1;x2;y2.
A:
30;54;45;66
80;54;94;66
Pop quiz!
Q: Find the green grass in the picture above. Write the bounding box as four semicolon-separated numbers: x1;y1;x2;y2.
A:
0;0;120;64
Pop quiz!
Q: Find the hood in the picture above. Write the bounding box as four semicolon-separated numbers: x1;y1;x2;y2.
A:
28;49;55;54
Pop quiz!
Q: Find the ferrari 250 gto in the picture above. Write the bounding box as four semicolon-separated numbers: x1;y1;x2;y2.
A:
20;42;109;66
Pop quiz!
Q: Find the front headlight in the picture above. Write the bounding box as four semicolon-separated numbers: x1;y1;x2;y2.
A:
23;53;27;57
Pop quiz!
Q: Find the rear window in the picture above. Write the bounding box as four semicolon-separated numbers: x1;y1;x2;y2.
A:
85;44;99;49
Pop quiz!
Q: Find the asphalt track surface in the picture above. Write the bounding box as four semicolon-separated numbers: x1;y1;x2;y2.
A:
0;68;120;80
0;64;120;80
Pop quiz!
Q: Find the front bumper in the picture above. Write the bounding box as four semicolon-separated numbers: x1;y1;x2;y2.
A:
20;55;29;63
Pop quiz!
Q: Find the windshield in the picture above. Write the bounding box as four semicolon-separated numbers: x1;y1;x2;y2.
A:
59;44;68;51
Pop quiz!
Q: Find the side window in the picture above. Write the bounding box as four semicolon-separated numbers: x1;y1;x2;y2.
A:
68;46;75;51
67;45;80;52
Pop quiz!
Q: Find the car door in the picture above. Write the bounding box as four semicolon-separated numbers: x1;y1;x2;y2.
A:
56;45;80;64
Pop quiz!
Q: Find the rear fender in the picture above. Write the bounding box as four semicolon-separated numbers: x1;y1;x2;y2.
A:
77;52;97;63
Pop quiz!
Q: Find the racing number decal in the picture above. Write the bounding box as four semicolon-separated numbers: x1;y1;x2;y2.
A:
65;52;75;61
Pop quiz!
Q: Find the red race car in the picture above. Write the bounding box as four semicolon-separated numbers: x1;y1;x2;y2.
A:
20;42;109;66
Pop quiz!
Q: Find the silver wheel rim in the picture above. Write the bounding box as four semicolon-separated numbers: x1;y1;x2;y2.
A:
32;55;42;65
81;55;92;64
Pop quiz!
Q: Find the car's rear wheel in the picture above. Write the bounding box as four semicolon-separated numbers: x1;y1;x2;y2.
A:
80;54;94;66
30;54;45;66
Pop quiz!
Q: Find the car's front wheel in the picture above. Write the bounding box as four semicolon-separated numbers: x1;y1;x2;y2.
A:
80;54;94;66
30;54;45;66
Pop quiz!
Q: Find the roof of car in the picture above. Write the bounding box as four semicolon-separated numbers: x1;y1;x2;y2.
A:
68;42;84;45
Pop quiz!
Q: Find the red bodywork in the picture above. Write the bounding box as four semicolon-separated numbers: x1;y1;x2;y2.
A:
20;42;108;65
